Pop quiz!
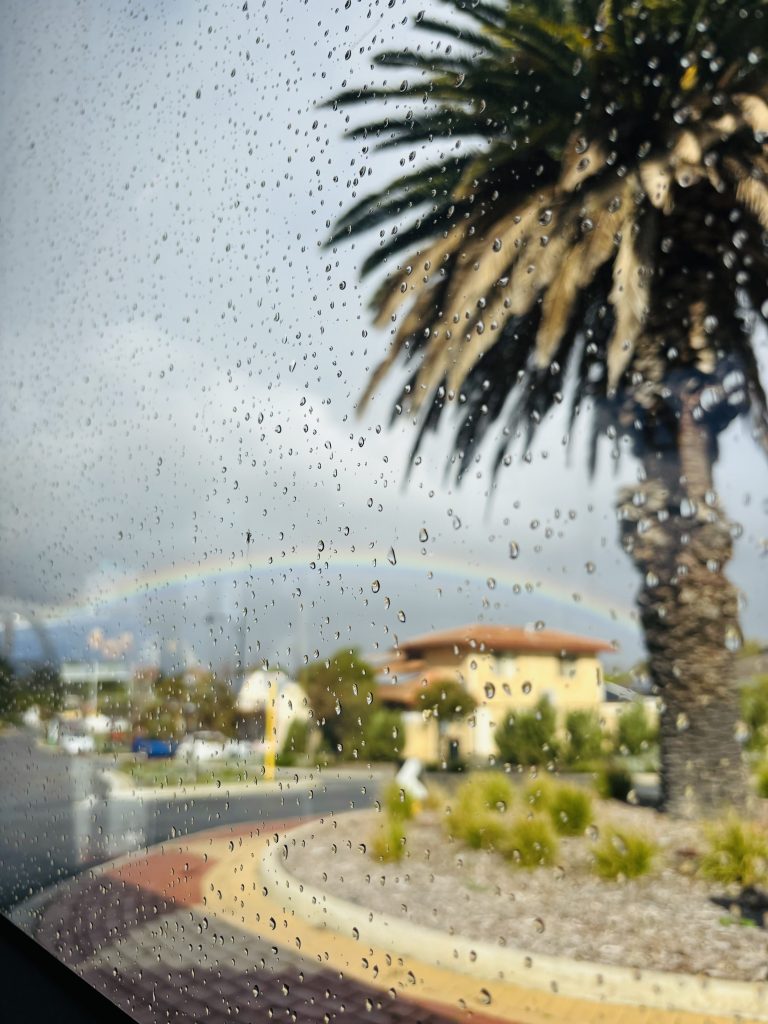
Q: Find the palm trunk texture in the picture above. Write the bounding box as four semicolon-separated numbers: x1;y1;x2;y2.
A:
618;402;748;817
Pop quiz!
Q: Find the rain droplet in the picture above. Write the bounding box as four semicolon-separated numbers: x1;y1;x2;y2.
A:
387;547;397;566
509;542;520;559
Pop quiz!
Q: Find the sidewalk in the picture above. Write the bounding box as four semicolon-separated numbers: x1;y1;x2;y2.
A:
10;818;508;1024
10;815;761;1024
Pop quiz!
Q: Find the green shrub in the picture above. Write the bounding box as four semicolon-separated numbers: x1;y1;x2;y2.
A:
276;718;310;766
564;709;604;765
756;763;768;799
742;676;768;751
381;781;416;821
495;697;559;767
498;815;559;868
369;815;407;862
446;771;515;850
547;784;594;837
521;776;555;811
700;818;768;888
595;761;633;802
592;829;656;880
423;783;447;812
616;703;657;756
365;708;404;762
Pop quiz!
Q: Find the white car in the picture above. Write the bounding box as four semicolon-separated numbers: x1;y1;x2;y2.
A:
59;728;96;755
176;731;237;763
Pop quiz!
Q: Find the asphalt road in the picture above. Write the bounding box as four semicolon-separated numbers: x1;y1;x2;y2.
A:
0;730;377;910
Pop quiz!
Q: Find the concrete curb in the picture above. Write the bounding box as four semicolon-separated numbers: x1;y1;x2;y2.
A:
262;816;768;1023
100;767;319;801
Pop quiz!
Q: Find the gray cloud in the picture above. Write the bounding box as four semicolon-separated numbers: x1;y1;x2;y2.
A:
2;0;767;672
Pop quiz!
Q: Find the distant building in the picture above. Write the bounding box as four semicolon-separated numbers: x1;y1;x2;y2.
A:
377;623;614;763
60;661;134;711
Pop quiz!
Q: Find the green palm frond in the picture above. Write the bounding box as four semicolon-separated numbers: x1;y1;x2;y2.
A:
327;0;768;477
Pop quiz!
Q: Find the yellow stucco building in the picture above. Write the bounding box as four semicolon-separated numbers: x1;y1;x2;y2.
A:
377;623;615;763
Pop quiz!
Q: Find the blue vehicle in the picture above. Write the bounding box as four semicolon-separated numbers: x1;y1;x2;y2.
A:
131;736;178;758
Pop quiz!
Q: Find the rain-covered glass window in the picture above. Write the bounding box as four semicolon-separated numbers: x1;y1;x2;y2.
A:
3;2;768;1021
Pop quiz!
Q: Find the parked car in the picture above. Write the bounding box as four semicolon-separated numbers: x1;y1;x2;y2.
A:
175;731;239;763
59;725;96;755
131;736;178;758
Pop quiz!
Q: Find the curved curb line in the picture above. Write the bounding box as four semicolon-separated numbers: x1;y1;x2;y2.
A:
262;825;768;1022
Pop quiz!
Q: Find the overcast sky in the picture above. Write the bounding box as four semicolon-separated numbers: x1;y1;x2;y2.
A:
2;0;768;673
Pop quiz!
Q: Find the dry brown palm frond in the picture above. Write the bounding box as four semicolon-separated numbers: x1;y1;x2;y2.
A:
372;223;466;328
506;227;571;317
670;130;706;188
445;288;512;395
687;300;717;375
710;112;741;137
737;176;768;230
606;207;655;391
533;185;630;368
734;93;768;137
559;134;608;193
440;196;551;326
639;158;674;212
410;225;563;409
360;285;443;407
723;156;768;231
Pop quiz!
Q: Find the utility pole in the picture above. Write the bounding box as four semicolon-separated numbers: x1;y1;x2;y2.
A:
263;676;276;782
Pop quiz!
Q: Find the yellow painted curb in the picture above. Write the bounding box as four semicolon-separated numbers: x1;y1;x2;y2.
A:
187;824;762;1024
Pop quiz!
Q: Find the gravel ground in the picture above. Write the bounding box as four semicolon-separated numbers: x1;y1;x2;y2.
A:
284;803;768;982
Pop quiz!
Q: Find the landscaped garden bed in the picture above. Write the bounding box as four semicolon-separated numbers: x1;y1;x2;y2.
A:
283;774;768;982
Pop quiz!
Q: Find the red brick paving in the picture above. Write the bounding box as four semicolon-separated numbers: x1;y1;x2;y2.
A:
30;819;521;1024
106;851;210;907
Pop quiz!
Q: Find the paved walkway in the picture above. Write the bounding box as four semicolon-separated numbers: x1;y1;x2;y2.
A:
15;819;511;1024
11;816;757;1024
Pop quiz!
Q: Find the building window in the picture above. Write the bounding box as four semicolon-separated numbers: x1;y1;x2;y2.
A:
561;657;577;678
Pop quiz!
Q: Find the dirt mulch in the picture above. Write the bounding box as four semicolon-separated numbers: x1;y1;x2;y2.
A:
283;802;768;982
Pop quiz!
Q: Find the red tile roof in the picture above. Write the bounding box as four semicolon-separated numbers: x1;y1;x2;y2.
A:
395;623;614;657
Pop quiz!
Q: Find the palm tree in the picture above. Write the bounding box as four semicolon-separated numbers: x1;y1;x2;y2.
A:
327;0;768;816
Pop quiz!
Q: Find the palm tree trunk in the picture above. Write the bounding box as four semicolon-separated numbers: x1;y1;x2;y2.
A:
618;399;748;817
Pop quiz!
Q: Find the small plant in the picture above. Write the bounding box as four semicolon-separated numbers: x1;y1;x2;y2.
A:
381;781;416;821
369;814;407;862
446;771;515;850
564;709;604;765
547;783;594;837
592;828;656;880
700;818;768;888
595;761;633;802
498;815;559;869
